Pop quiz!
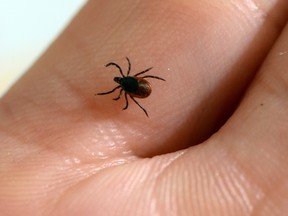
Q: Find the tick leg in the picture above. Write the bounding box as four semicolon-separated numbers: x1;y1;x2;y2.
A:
113;88;123;100
141;75;165;81
134;67;153;77
96;85;121;95
130;96;149;117
105;62;124;77
126;57;131;76
123;92;129;110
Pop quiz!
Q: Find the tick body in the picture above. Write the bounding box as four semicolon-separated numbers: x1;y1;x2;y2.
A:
114;76;151;98
97;57;165;117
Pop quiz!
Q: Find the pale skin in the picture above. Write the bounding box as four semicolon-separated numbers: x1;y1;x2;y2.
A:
0;0;288;215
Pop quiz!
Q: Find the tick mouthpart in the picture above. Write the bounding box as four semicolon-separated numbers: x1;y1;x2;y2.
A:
114;77;122;84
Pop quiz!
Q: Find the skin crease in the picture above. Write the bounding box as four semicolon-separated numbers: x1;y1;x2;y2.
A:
0;0;288;215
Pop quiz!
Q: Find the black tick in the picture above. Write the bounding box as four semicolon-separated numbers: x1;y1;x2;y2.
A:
97;57;165;117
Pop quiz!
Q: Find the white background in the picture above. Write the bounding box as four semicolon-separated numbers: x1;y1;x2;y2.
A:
0;0;87;97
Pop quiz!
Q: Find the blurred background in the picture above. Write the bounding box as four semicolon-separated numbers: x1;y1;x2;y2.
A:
0;0;87;97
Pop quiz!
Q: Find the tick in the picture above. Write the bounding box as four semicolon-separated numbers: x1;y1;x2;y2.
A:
96;57;165;117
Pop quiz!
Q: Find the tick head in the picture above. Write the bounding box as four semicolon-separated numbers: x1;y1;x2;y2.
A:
113;77;122;84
